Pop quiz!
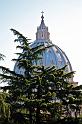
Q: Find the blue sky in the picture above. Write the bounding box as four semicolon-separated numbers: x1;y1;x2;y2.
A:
0;0;82;84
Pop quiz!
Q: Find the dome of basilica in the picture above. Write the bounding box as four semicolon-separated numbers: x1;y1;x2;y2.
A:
30;12;72;72
14;12;72;74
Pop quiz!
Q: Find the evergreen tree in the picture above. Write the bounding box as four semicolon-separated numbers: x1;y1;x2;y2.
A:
0;53;10;124
0;92;10;123
0;29;52;124
0;29;82;124
0;53;5;61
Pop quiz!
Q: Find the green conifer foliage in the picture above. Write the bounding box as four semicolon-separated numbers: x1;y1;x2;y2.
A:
0;29;82;124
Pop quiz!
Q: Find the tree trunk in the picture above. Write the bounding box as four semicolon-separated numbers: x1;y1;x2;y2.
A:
36;106;40;124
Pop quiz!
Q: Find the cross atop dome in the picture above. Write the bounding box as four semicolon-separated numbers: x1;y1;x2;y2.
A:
41;11;44;20
41;11;44;24
41;11;44;14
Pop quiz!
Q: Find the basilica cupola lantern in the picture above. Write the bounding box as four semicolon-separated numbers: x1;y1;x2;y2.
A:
36;12;50;40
